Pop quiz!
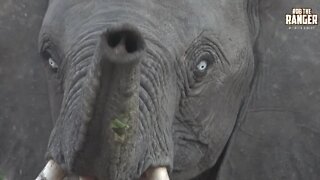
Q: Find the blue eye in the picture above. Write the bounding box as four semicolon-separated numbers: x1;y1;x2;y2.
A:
196;60;207;71
48;58;58;70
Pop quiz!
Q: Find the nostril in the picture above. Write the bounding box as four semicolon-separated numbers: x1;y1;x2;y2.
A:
105;26;144;54
107;31;122;48
103;24;145;63
125;31;140;53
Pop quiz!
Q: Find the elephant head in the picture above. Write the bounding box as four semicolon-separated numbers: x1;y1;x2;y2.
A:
36;0;258;179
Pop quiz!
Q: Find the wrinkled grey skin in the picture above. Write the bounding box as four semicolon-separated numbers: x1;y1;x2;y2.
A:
1;0;319;180
217;0;320;180
38;0;254;179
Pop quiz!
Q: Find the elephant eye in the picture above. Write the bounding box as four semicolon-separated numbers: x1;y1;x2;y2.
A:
196;60;208;71
48;58;58;71
193;52;216;78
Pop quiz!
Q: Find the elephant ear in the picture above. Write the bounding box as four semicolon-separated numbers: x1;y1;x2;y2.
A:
0;1;50;179
246;0;260;43
218;0;320;180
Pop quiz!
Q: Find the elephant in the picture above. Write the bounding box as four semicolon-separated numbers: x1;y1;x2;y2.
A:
0;0;319;180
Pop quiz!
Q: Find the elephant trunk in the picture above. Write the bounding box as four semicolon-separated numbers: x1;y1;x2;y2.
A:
72;24;146;178
44;24;146;177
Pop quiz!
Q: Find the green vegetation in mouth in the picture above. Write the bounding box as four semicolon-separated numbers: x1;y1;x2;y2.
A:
111;114;130;138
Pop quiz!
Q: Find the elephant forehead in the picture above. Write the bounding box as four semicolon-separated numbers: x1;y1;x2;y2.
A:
43;0;249;42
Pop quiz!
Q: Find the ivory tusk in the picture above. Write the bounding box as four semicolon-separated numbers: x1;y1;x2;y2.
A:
35;160;65;180
146;167;170;180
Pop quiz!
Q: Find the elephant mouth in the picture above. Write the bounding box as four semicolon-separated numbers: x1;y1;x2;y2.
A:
35;160;170;180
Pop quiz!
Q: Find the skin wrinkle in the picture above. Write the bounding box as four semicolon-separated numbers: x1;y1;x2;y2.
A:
139;81;156;113
142;56;162;87
62;80;85;121
137;42;175;174
141;66;159;99
143;92;166;159
141;65;167;101
174;113;200;145
139;40;173;162
49;37;103;172
154;114;168;154
147;49;170;88
61;39;99;115
140;63;160;93
175;58;190;101
138;98;149;136
71;47;95;69
65;57;92;93
74;59;92;77
144;42;171;69
68;41;96;68
138;82;157;167
64;84;82;120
